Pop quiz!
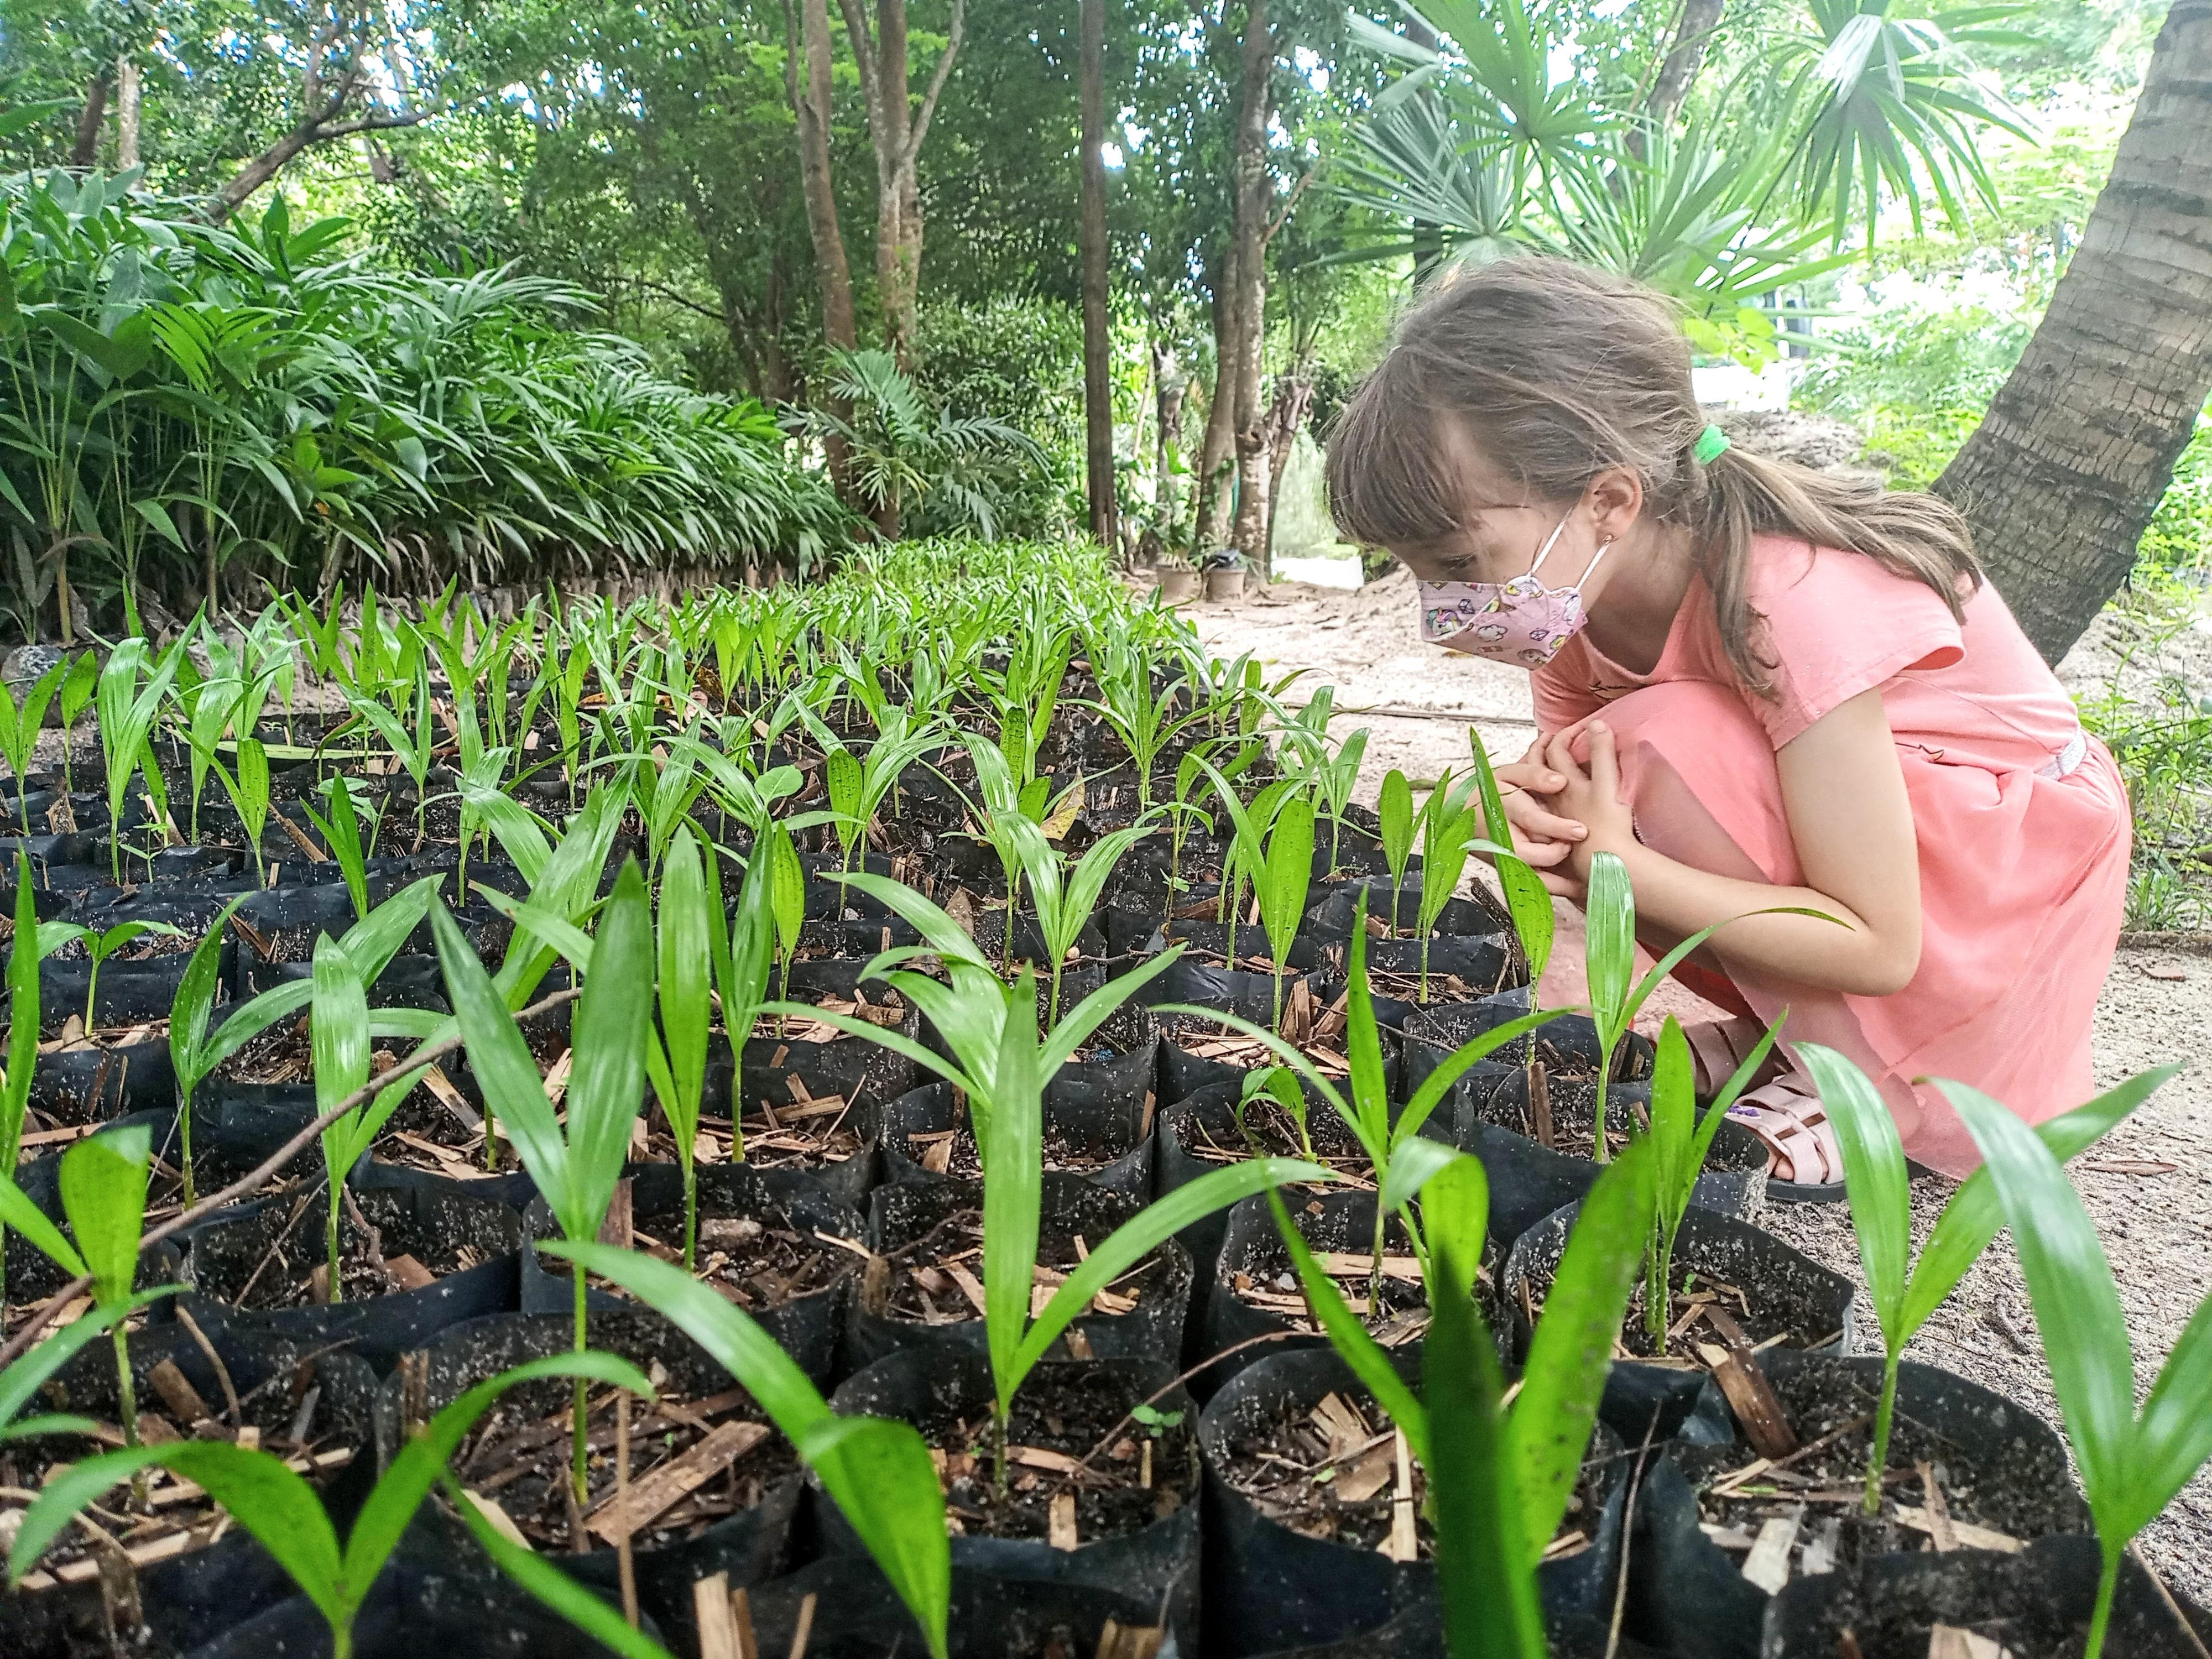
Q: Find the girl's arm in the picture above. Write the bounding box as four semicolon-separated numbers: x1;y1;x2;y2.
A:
1547;687;1924;998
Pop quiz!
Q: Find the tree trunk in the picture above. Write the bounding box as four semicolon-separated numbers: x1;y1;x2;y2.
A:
1152;340;1186;507
1078;0;1117;549
71;71;112;168
1226;0;1276;577
839;0;965;369
786;0;858;496
116;58;142;169
1191;274;1239;550
1933;0;2212;662
1647;0;1723;127
788;0;858;353
1262;362;1314;559
1401;14;1446;284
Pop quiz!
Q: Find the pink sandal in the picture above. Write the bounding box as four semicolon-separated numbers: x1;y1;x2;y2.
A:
1724;1080;1849;1203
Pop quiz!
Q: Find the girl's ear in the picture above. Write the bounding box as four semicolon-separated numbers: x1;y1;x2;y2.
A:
1585;465;1647;543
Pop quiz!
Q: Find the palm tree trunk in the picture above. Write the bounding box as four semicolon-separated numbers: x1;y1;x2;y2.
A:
1932;0;2212;662
785;0;857;495
116;57;142;169
1078;0;1117;550
1226;0;1277;578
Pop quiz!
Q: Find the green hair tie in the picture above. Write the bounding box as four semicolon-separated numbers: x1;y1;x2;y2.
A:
1693;423;1731;465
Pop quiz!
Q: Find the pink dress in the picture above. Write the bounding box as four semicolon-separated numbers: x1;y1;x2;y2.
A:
1532;535;2130;1178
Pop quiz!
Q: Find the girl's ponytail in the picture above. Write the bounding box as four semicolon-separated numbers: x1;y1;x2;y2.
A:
1325;257;1981;695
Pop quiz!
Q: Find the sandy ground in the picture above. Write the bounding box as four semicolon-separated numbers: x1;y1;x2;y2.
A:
1183;570;2212;1599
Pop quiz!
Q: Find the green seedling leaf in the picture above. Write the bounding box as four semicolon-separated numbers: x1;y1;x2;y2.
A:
1465;732;1553;979
1377;770;1415;936
1509;1136;1655;1568
313;933;372;1300
433;898;572;1218
57;1124;153;1307
300;775;368;921
1426;1228;1546;1659
659;827;713;1265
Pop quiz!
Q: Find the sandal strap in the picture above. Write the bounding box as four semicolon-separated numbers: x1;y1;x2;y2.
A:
1728;1082;1844;1185
1684;1016;1772;1094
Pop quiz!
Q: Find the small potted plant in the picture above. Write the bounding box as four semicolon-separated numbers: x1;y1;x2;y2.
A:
1203;549;1246;602
1156;554;1203;605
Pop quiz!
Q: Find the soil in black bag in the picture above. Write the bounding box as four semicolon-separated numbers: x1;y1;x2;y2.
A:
869;1199;1175;1334
1216;1379;1606;1563
446;1354;799;1558
854;1177;1193;1368
1161;1083;1373;1187
884;1078;1154;1197
1507;1203;1854;1365
210;1009;414;1093
396;1311;802;1601
1765;1533;2212;1659
186;1180;521;1314
358;1003;574;1182
538;1166;859;1333
738;1555;1178;1659
1199;1349;1621;1659
1211;1193;1496;1359
859;1353;1197;1557
0;1322;378;1655
1663;1352;2085;1592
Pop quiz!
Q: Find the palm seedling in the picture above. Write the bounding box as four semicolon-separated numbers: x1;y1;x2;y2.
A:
808;708;944;875
1288;692;1370;878
1642;1015;1781;1348
1154;742;1242;915
784;875;1333;1493
1410;769;1485;1003
1166;888;1551;1312
960;734;1154;1023
207;734;273;883
653;825;775;1264
1263;1125;1658;1659
1805;1046;2177;1522
541;1244;952;1659
1948;1081;2212;1659
1082;639;1209;808
1194;759;1298;978
1190;765;1317;1032
0;655;65;828
178;653;245;844
55;650;97;802
759;815;810;1019
0;1123;160;1461
1377;768;1416;938
1578;851;1830;1161
434;859;655;1503
96;639;184;881
1464;733;1556;992
168;881;439;1209
8;1351;660;1659
0;859;38;1312
300;773;373;923
346;660;437;846
35;916;190;1032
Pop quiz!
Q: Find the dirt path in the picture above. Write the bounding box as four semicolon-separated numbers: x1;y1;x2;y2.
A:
1187;571;2212;1598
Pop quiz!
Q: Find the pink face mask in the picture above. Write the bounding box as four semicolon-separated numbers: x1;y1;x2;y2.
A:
1417;512;1613;669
